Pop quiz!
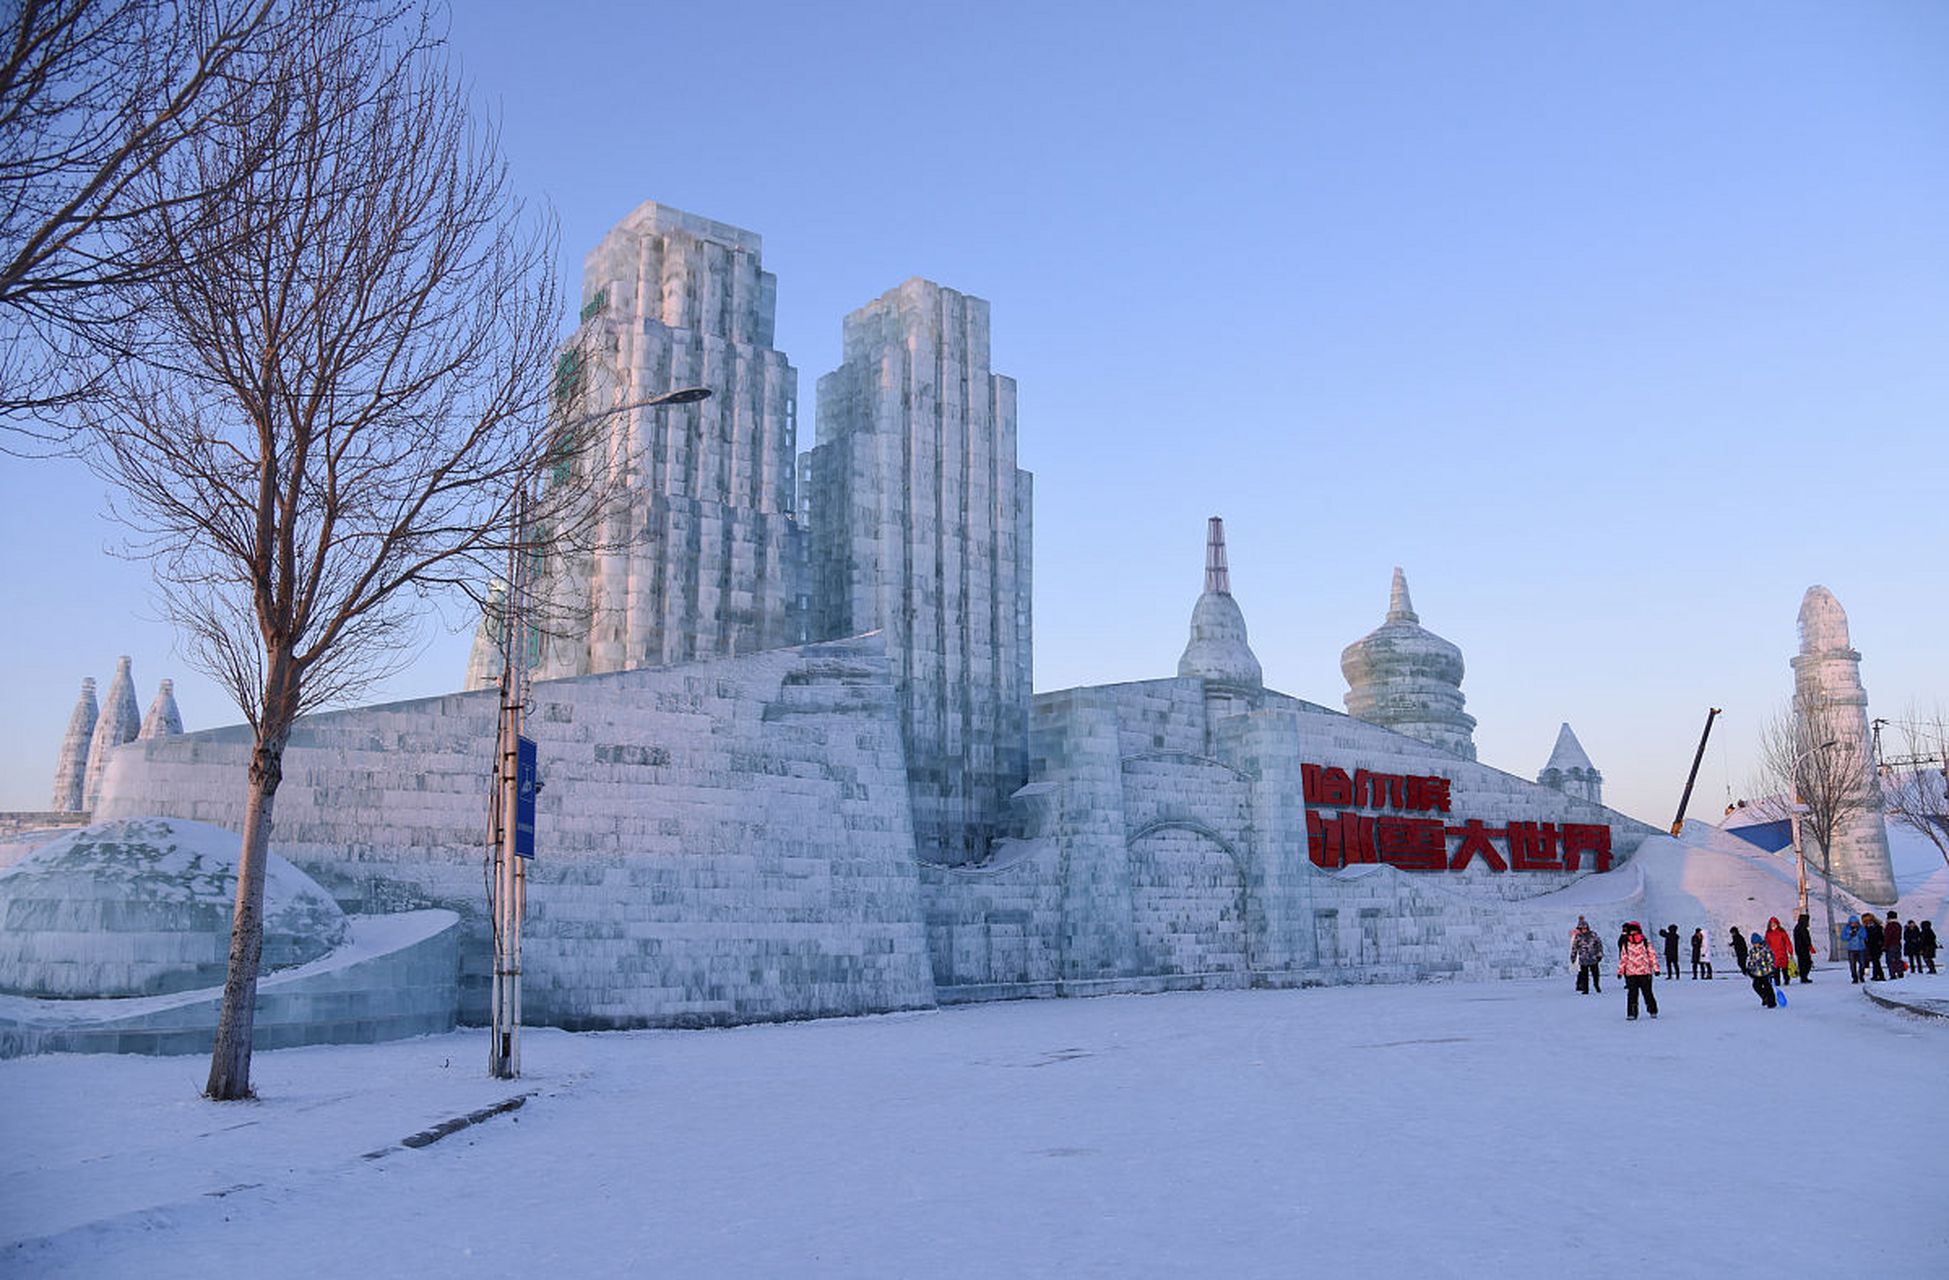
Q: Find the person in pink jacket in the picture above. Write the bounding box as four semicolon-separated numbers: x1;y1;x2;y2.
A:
1616;922;1661;1021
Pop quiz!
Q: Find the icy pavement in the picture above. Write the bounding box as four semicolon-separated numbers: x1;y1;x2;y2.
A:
3;975;1945;1278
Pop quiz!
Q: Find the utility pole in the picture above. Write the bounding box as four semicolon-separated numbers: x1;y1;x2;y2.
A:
483;384;712;1080
489;486;531;1080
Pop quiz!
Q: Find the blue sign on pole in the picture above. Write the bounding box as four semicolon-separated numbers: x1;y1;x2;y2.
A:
514;735;538;859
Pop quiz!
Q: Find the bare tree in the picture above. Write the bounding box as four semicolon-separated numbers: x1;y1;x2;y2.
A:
1879;705;1949;870
80;2;602;1099
1750;698;1875;947
0;0;295;437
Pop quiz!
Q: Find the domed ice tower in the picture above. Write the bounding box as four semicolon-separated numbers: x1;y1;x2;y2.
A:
1792;585;1896;904
1340;568;1477;760
1178;517;1263;724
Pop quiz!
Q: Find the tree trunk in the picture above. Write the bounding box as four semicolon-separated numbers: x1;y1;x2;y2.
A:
205;652;298;1100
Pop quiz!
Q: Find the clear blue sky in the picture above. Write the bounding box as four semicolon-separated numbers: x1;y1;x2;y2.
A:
3;0;1944;824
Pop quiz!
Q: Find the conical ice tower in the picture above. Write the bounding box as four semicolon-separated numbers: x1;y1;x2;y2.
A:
81;657;141;810
1537;722;1603;806
50;678;98;811
137;679;183;739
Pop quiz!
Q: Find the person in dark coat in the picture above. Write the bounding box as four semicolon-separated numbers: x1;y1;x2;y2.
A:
1921;921;1940;975
1864;912;1886;980
1659;925;1682;979
1793;913;1816;983
1690;927;1708;980
1884;912;1905;978
1904;921;1921;975
1729;926;1750;975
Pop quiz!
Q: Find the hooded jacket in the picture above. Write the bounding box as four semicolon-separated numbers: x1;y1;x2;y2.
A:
1618;931;1660;978
1843;921;1864;953
1745;936;1776;979
1764;919;1793;970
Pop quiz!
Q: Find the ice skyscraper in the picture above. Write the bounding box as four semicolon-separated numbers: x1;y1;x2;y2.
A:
804;279;1032;865
470;202;803;686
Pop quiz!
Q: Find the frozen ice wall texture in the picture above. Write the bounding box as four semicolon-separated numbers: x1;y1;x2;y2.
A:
805;279;1033;866
1792;585;1896;904
99;637;938;1028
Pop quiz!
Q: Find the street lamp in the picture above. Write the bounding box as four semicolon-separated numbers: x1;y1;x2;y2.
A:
1785;737;1836;952
487;384;711;1080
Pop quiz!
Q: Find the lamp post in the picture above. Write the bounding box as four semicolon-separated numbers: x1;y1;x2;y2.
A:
1785;737;1836;943
487;385;710;1080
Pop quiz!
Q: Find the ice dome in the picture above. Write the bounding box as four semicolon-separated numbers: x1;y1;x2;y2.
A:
0;817;349;998
1340;568;1477;760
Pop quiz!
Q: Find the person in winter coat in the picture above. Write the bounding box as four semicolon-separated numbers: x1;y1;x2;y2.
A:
1690;927;1708;980
1698;927;1712;979
1921;921;1940;975
1904;921;1921;975
1660;925;1682;979
1843;918;1867;983
1764;918;1793;989
1617;922;1661;1020
1744;931;1780;1008
1570;921;1605;994
1793;913;1816;983
1884;912;1905;978
1864;913;1886;980
1729;926;1750;976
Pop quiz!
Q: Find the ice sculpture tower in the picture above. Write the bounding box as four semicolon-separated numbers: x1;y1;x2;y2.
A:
804;278;1032;865
1178;516;1263;725
1791;585;1896;904
1340;568;1477;760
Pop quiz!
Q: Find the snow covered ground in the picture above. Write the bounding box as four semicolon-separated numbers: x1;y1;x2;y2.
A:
4;973;1945;1278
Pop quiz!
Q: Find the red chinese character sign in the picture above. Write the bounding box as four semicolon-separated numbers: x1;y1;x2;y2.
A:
1302;762;1611;875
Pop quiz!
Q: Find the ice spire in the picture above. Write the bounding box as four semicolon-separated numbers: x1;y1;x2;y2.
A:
1387;566;1416;623
137;679;183;739
50;678;98;811
81;657;141;810
1204;516;1231;595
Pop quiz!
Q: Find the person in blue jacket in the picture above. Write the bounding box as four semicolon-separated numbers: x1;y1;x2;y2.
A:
1843;917;1866;983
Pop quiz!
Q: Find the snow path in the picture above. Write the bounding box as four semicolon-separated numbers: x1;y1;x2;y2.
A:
4;976;1945;1278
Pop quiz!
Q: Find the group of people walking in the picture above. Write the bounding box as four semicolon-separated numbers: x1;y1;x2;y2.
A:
1840;911;1939;983
1568;909;1940;1020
